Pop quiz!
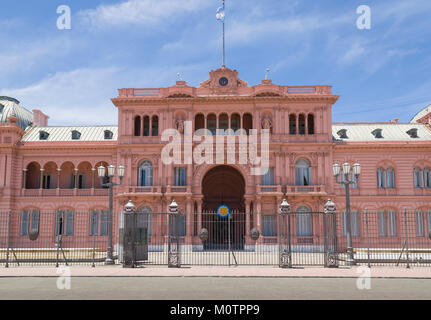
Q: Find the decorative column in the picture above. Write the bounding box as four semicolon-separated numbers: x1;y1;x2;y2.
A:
324;199;339;268
91;167;95;189
39;168;44;189
74;168;78;189
197;199;202;235
22;168;28;189
255;196;262;244
245;199;251;243
186;197;193;245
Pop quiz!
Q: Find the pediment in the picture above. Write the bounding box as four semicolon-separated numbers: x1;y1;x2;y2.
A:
199;67;248;94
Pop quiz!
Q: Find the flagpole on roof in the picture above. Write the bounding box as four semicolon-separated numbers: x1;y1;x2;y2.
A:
216;0;226;67
223;5;225;68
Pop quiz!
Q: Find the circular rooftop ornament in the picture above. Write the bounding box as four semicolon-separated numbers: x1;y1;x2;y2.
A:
219;77;228;86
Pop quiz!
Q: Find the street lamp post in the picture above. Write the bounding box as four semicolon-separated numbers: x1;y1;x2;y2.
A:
98;164;125;265
332;162;361;266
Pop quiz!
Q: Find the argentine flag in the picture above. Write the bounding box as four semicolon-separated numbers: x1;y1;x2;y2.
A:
216;4;225;22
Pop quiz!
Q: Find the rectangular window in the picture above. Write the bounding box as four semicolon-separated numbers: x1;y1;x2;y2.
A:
55;210;74;236
30;210;40;233
77;174;86;189
377;168;386;189
387;169;395;188
388;210;397;237
21;211;30;236
425;169;431;188
378;210;386;237
414;169;423;188
174;167;186;186
416;210;424;237
295;167;312;186
137;213;152;236
42;174;53;189
261;168;274;186
341;210;359;237
296;213;313;237
90;210;99;236
69;174;75;189
262;215;275;236
427;210;431;236
172;215;186;236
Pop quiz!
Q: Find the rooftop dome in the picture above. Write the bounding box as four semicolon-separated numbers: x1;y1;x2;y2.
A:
0;96;33;129
410;104;431;123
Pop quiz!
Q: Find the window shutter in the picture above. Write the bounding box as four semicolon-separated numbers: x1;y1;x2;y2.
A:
341;211;347;237
351;210;358;237
427;210;431;234
295;167;301;186
90;210;98;236
66;210;74;236
388;210;396;237
148;166;153;186
69;174;75;189
307;167;312;186
100;210;108;236
141;168;147;187
21;211;29;236
378;210;386;237
416;210;424;237
30;210;40;232
181;168;186;186
80;174;86;189
55;210;63;235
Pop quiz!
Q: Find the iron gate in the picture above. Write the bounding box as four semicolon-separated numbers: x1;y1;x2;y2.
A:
278;208;338;268
120;207;338;267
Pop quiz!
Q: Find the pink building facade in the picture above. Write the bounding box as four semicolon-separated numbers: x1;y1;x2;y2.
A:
1;67;431;251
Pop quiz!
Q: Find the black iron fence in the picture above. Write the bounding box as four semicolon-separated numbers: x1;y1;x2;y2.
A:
0;211;112;267
1;209;430;267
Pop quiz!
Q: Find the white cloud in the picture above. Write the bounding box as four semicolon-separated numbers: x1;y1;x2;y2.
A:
79;0;211;28
0;64;209;126
0;37;71;76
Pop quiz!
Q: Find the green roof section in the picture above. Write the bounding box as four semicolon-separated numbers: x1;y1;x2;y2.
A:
0;96;33;130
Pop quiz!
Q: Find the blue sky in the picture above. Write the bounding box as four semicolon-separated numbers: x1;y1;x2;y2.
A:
1;0;430;125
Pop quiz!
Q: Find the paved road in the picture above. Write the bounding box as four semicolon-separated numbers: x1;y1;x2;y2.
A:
0;277;431;300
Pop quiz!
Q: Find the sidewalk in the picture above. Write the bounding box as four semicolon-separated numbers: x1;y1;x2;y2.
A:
1;265;431;278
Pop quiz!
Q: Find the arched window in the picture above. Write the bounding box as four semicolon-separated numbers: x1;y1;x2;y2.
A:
295;159;312;186
243;113;253;135
231;113;241;134
207;114;217;135
219;113;229;135
298;114;306;135
143;116;150;136
138;206;152;236
151;116;158;136
289;114;296;135
138;161;153;186
195;114;205;133
307;114;314;135
296;205;312;237
134;116;141;136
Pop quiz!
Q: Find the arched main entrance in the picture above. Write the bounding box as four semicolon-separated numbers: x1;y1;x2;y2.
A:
201;165;246;250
